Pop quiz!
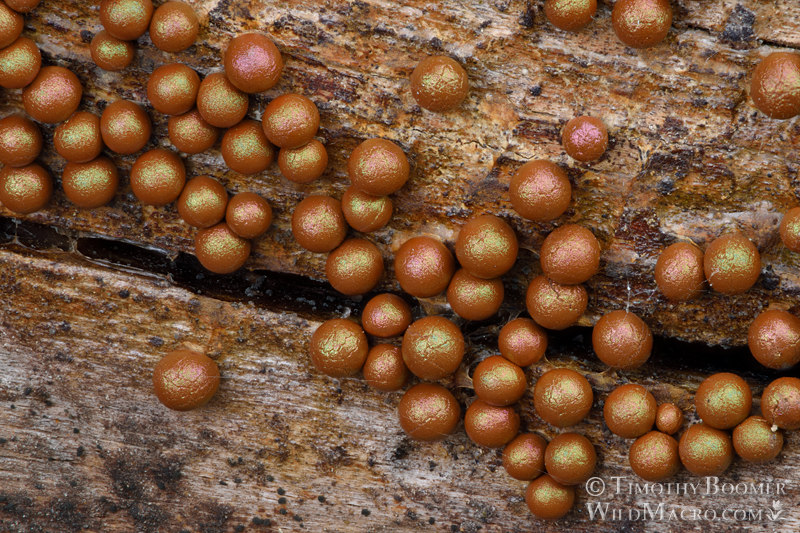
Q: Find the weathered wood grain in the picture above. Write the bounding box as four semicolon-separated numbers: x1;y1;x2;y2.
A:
2;1;800;531
1;1;799;347
0;246;798;532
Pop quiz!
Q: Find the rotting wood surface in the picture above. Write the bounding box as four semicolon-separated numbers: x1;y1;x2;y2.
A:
0;246;798;532
0;0;799;346
1;0;800;531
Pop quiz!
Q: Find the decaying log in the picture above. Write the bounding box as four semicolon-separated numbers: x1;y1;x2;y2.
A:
0;0;799;346
0;245;798;532
2;0;800;531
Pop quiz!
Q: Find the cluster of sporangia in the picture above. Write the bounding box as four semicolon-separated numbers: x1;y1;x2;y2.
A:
0;0;335;276
2;0;800;522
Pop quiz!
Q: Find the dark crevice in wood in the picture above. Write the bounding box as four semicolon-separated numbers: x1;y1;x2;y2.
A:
544;325;797;389
758;38;800;52
0;216;385;321
2;216;794;385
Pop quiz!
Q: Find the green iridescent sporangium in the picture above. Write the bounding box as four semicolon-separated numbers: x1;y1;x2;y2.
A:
231;202;263;224
137;159;172;189
301;204;339;235
543;378;582;408
267;98;307;134
0;126;33;151
408;393;448;421
477;364;517;391
348;192;386;217
318;326;359;361
285;142;317;169
185;188;223;213
204;75;247;113
406;244;445;277
550;439;590;466
550;0;594;18
454;276;498;304
4;169;38;199
377;305;402;324
705;382;747;415
71;165;108;193
153;8;191;37
622;0;670;26
204;226;247;258
331;247;372;278
227;126;267;160
785;216;800;241
685;427;728;462
155;69;196;100
0;42;34;76
59;117;95;150
31;75;70;108
107;0;149;26
717;242;752;271
419;63;461;94
706;234;760;293
97;39;130;61
358;147;398;176
108;108;141;137
0;4;19;32
533;478;565;503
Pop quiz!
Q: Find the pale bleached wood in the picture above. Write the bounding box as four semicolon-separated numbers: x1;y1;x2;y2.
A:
0;247;798;532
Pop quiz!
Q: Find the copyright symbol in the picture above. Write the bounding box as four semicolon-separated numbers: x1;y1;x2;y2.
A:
585;477;605;497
